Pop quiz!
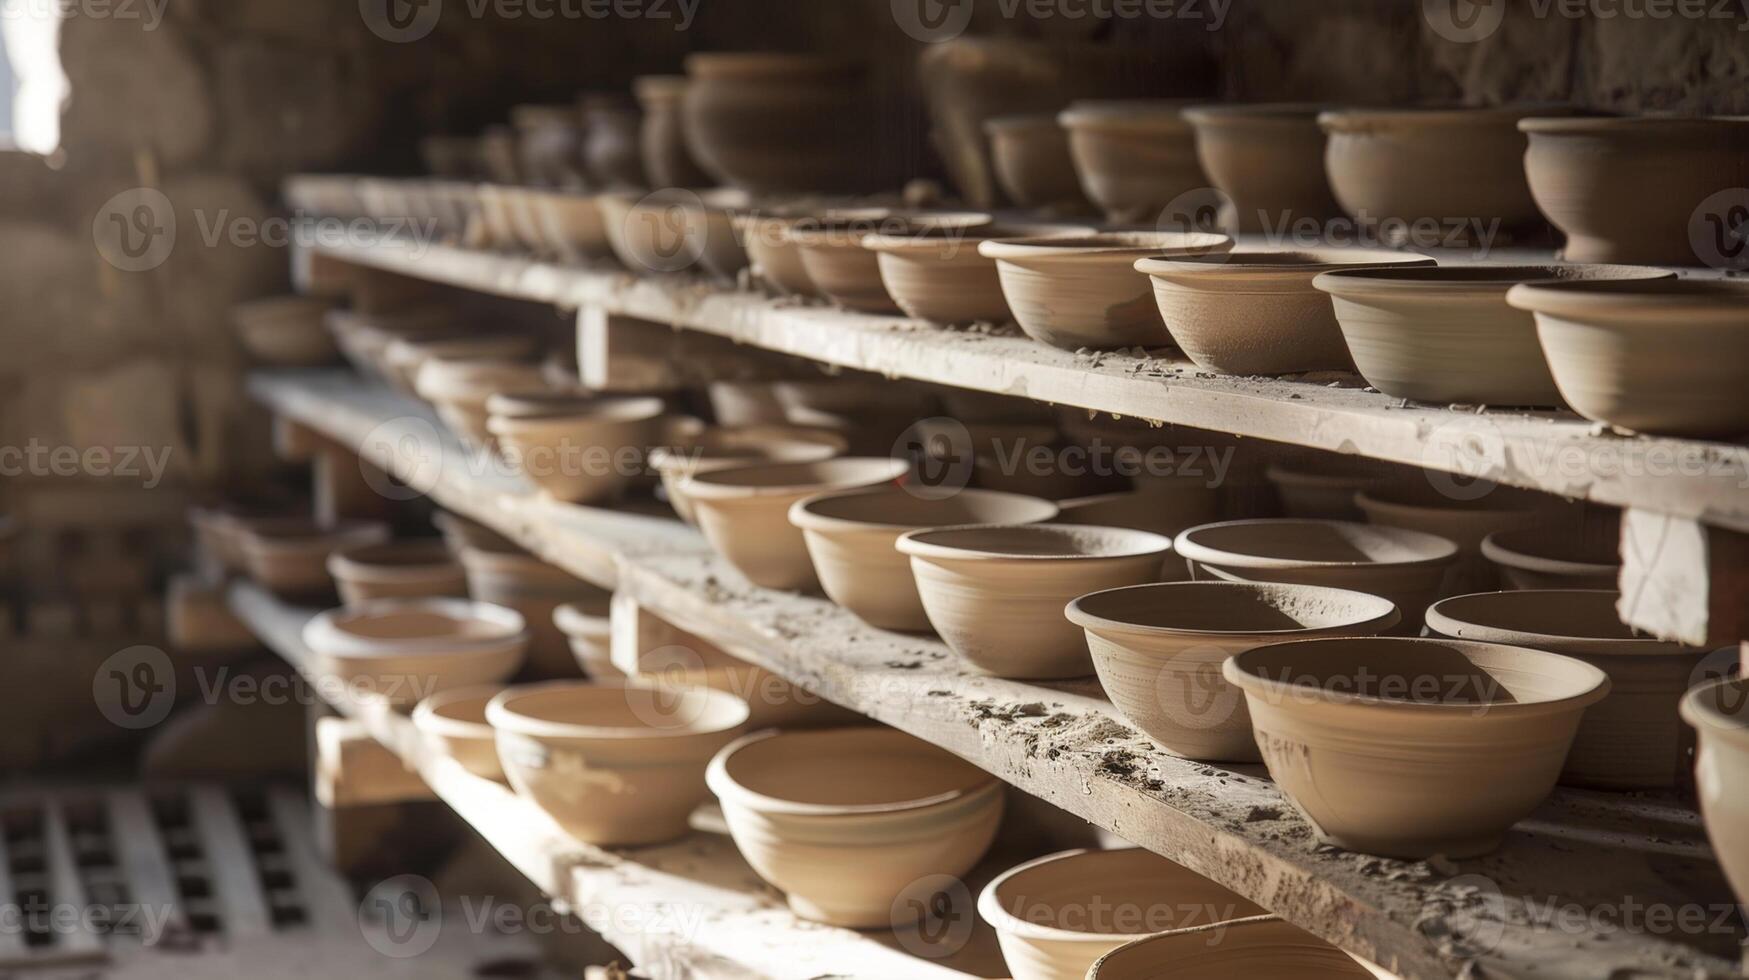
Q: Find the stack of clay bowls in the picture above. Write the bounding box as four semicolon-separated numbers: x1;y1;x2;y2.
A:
303;598;528;706
1067;582;1399;762
1089;920;1377;979
1136;248;1435;375
412;686;506;780
236;519;390;598
414;358;553;447
230;296;340;367
708;727;1003;926
1426;590;1707;790
1681;676;1749;908
1182;103;1343;234
865;220;1095;325
979;231;1233;350
459;545;609;678
650;424;848;524
681;53;868;193
485;392;667;505
984;114;1090;212
1353;484;1549;595
1058;100;1205;223
786;211;991;314
488;681;749;845
1225;636;1608;858
327;540;467;607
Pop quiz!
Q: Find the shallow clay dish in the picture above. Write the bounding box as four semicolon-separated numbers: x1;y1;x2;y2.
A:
1680;677;1749;908
1225;636;1608;858
1315;264;1673;405
412;685;508;781
1505;278;1749;437
1182;103;1343;234
1089;918;1377;980
1481;525;1619;590
788;212;991;314
650;424;848;524
1059;100;1205;222
460;547;607;678
487;681;749;846
1136;248;1434;375
984;114;1089;212
708;727;1003;927
1353;485;1549;595
683;457;911;591
553;595;617;680
231;296;340;367
789;486;1059;632
865;222;1095;325
485;395;666;504
979;232;1233;350
979;847;1266;980
238;519;390;598
327;540;467;607
896;524;1172;679
1067;582;1400;762
303;598;528;706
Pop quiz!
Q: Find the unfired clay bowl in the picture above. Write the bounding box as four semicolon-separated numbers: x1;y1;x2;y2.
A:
735;207;893;297
412;685;508;781
553;595;618;680
865;222;1095;325
1680;677;1749;908
979;232;1234;350
650;424;848;524
485;395;667;504
460;546;607;678
1353;485;1550;595
1089;918;1378;979
414;359;553;447
1181;103;1343;234
1225;636;1609;858
327;540;467;607
684;457;912;592
1262;460;1395;521
487;681;749;846
237;519;391;598
1481;525;1619;590
896;524;1173;679
788;212;991;314
522;189;614;261
675;188;756;281
789;486;1060;632
1053;481;1224;580
231;296;340;367
681;53;868;194
1067;582;1400;762
1058;100;1205;223
979;847;1266;980
1505;278;1749;437
1315;264;1674;406
984;114;1089;212
1136;248;1435;376
383;334;541;398
708;727;1003;927
303;598;529;707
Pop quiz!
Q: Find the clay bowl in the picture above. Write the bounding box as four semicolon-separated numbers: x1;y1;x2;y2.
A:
1482;525;1619;590
683;457;912;592
650;424;849;524
629;615;858;729
772;379;938;456
707;727;1003;927
433;510;519;557
414;359;553;447
487;681;749;846
1520;117;1749;264
1058;100;1206;223
383;333;541;398
485;395;667;504
237;519;390;598
789;486;1060;632
1054;481;1224;580
979;232;1234;350
1181;103;1343;234
735;206;892;297
979;847;1266;980
327;540;467;607
1136;248;1436;376
1680;677;1749;907
1318;106;1552;244
1505;278;1749;437
1174;519;1458;632
1314;264;1674;406
681;53;868;194
1427;590;1707;790
459;546;607;679
327;307;462;381
303;599;529;707
1089;919;1377;979
522;189;614;262
984;114;1090;212
1067;582;1400;762
1261;460;1396;520
552;595;618;681
231;296;340;367
675;188;756;281
866;221;1096;325
1353;485;1550;595
412;685;507;781
896;524;1173;679
787;212;992;314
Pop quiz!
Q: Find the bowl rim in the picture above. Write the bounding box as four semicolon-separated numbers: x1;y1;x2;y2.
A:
1058;99;1198;130
1065;581;1401;640
706;726;1001;817
412;684;506;740
1679;677;1749;740
680;456;911;500
979;232;1232;263
1519;115;1749;137
1312;264;1674;296
1135;248;1434;279
551;597;613;639
896;522;1174;562
1505;277;1749;320
303;597;529;656
977;847;1257;944
1480;528;1620;576
1318;103;1573;132
1424;589;1697;655
486;679;751;740
788;485;1061;534
1174;519;1459;570
1181;102;1337;124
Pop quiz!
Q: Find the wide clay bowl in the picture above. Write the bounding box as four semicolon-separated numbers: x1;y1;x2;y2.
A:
487;681;749;846
327;539;467;607
383;333;541;398
1680;677;1749;908
650;424;848;524
485;396;667;504
1089;918;1378;980
231;295;340;367
979;847;1266;980
1174;519;1458;632
237;519;391;598
788;212;992;314
1058;100;1206;223
1426;589;1707;790
674;188;756;281
735;206;892;297
1353;484;1550;595
1481;525;1619;590
414;359;553;447
681;53;870;194
979;232;1233;350
1314;264;1674;406
1135;248;1435;376
412;685;507;781
1520;117;1749;265
521;189;614;262
789;486;1060;632
552;595;617;680
896;524;1173;679
1053;482;1223;580
1181;103;1344;234
1262;459;1397;520
1225;636;1609;858
1505;278;1749;437
707;727;1003;928
459;547;607;679
984;114;1090;212
1066;582;1400;762
303;599;529;707
865;221;1095;325
683;457;912;592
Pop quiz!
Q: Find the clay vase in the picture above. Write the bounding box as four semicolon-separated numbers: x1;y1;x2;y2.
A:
485;395;666;505
1520;117;1749;265
1482;525;1619;590
1225;636;1608;859
1067;582;1400;762
683;457;912;592
896;524;1173;679
459;546;607;679
789;212;992;314
231;296;340;367
579;94;646;189
1089;919;1378;979
789;486;1060;632
412;685;507;781
327;540;467;607
1135;248;1435;376
1505;278;1749;438
302;599;529;707
1353;485;1550;595
634;75;712;189
650;424;849;524
1261;460;1396;521
866;221;1096;325
1181;103;1343;234
707;727;1004;927
1679;677;1749;909
1314;264;1673;406
984;114;1090;212
979;848;1266;980
487;681;749;846
979;232;1233;350
1427;590;1708;790
510;104;586;189
682;54;869;194
552;596;617;681
1058;100;1206;223
413;359;553;448
1174;519;1458;632
237;519;390;599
